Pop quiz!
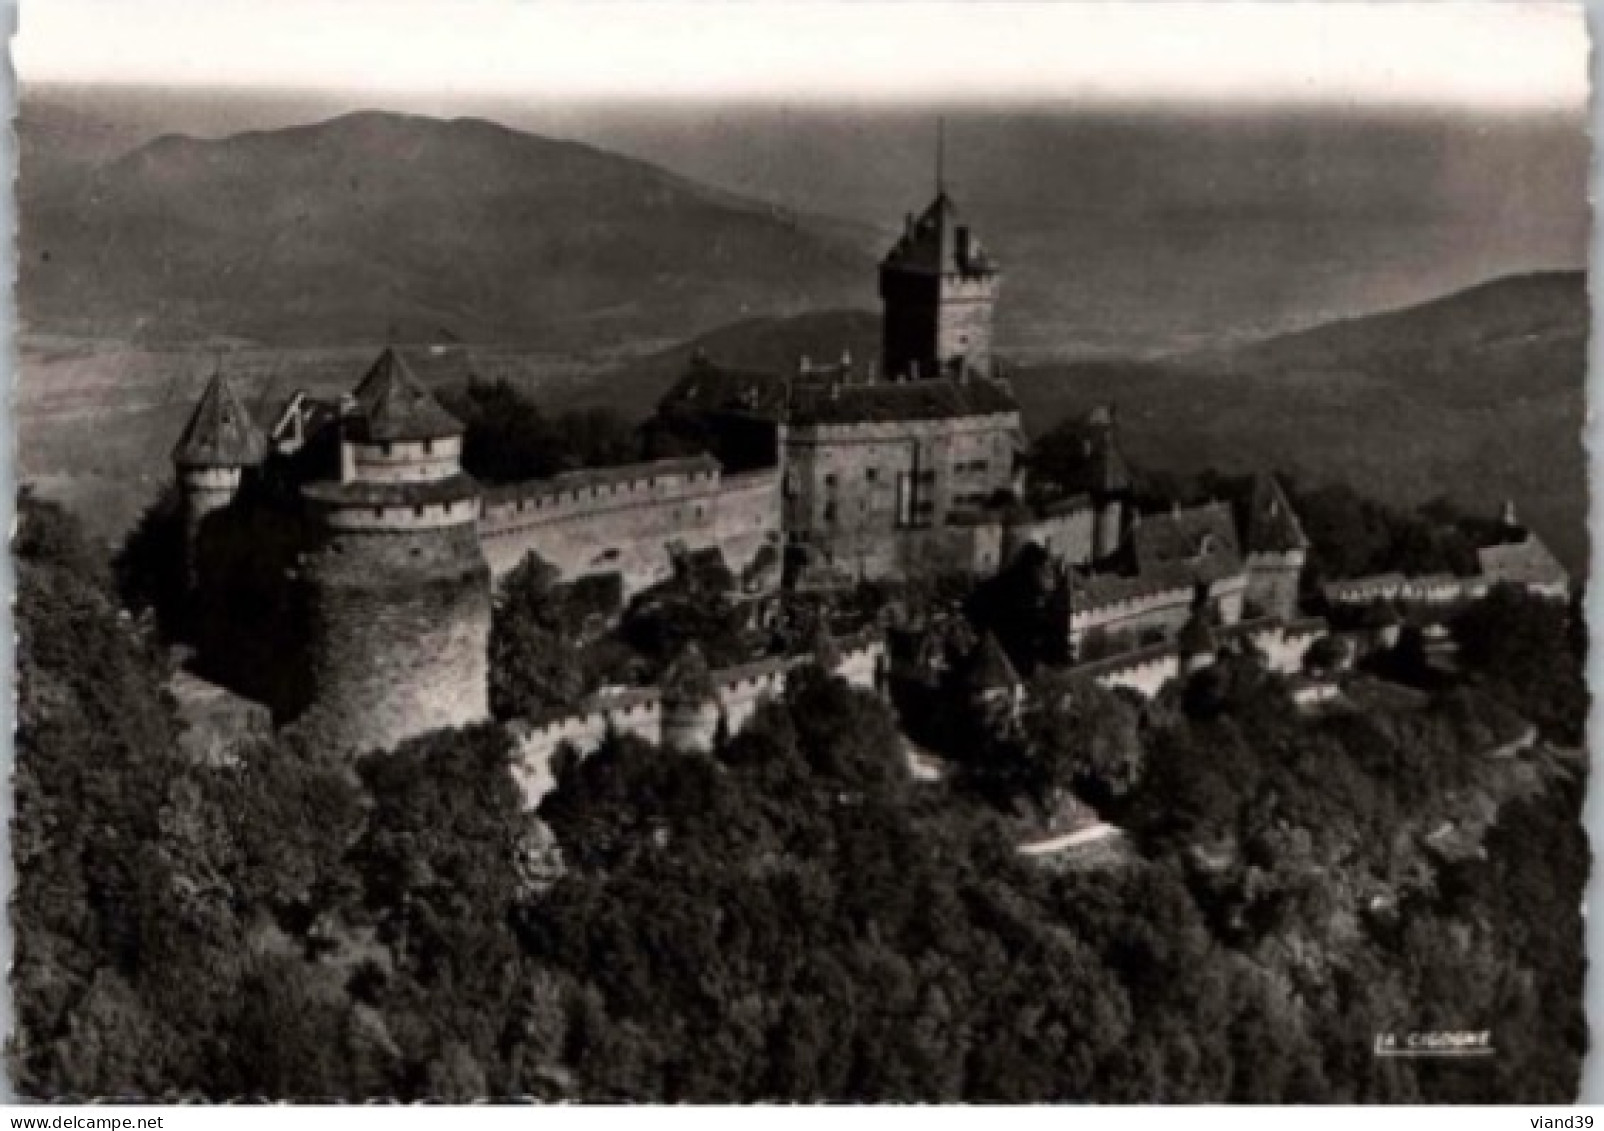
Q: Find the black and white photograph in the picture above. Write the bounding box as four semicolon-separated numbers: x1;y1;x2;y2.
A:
8;0;1594;1104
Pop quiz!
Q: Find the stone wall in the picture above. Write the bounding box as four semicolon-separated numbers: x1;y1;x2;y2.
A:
783;412;1018;578
508;637;886;807
1003;504;1097;568
297;523;491;754
880;270;1000;379
479;461;780;597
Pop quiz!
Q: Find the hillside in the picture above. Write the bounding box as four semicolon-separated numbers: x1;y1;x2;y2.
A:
20;111;876;347
609;273;1589;572
1009;271;1590;572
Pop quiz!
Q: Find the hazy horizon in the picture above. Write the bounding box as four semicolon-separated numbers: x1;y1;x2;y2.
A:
18;2;1586;110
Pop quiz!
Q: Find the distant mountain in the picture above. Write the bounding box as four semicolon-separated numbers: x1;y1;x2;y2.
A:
1009;270;1590;571
20;111;877;346
566;309;882;418
607;272;1588;572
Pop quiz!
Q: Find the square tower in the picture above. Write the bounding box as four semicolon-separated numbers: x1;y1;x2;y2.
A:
879;190;1001;382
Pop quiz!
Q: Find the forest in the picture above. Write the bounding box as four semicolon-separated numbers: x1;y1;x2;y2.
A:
10;447;1589;1099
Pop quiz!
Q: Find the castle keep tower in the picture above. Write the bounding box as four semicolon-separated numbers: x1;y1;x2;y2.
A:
879;186;1001;382
172;371;269;585
297;348;491;753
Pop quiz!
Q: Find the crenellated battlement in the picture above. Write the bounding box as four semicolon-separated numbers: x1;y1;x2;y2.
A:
508;635;887;806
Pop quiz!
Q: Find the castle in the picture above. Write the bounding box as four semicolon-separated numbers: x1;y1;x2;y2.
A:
171;175;1568;764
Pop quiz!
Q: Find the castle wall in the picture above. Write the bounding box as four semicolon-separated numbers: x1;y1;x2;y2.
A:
1073;644;1182;698
935;274;1000;376
1071;584;1195;650
347;436;464;483
879;267;999;379
1003;505;1097;568
783;412;1018;578
297;523;491;754
311;495;481;533
479;459;780;596
508;639;886;808
1071;571;1248;656
712;469;785;584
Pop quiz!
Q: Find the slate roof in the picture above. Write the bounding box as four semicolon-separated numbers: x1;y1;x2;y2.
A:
349;347;465;443
659;358;790;421
1243;474;1309;554
173;372;270;468
1130;502;1244;586
1477;534;1568;588
881;191;998;278
788;376;1018;426
660;356;1019;427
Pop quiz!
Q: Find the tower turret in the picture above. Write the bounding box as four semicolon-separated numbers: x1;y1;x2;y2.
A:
1083;405;1131;561
296;348;491;753
1241;473;1309;621
171;369;269;585
879;180;1001;382
660;643;721;753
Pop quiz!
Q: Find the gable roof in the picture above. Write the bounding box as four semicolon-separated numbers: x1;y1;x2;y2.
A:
1131;502;1243;585
660;355;1019;427
1477;533;1568;588
881;191;998;278
173;372;270;468
1243;474;1309;553
349;347;464;443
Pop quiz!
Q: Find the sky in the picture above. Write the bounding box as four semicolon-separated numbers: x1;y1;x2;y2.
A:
16;1;1589;110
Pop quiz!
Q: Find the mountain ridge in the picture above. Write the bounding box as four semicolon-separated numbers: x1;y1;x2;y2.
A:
22;110;878;347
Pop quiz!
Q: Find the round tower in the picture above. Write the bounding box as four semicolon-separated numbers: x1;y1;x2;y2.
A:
171;370;269;586
659;643;722;753
296;348;491;754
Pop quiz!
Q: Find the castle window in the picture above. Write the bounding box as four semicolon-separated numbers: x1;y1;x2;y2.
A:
372;507;383;519
415;505;426;517
824;502;838;523
382;442;393;456
824;473;837;489
865;468;878;482
422;439;433;455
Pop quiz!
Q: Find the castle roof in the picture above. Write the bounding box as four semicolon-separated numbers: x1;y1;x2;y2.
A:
788;375;1018;426
660;355;1019;428
1071;563;1196;609
173;371;270;468
881;191;997;278
349;347;465;443
1476;533;1568;589
1130;502;1244;586
1243;474;1309;554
